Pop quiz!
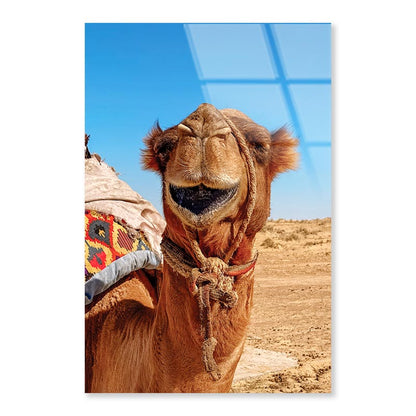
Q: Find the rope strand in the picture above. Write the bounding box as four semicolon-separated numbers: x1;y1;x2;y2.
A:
223;116;257;263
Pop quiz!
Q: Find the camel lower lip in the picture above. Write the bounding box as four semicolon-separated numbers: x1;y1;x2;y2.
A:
169;183;238;216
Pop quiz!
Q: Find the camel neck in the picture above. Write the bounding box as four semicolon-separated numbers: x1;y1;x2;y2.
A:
151;258;255;391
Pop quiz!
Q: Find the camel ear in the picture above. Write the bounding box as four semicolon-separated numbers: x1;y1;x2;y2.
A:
141;122;164;172
269;128;299;178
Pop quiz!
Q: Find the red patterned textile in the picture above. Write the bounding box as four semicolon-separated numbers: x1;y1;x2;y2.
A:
85;210;150;281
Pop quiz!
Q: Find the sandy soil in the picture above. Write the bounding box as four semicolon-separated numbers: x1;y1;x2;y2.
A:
231;218;331;393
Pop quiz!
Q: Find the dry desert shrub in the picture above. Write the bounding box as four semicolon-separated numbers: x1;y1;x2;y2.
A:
296;226;310;236
261;224;276;233
304;239;330;247
317;218;331;226
261;238;279;248
297;226;319;236
282;232;300;241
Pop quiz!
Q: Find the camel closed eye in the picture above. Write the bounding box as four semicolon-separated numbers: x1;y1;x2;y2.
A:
250;141;270;164
155;136;177;165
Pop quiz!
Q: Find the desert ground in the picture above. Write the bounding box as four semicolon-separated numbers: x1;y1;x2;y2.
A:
231;218;331;393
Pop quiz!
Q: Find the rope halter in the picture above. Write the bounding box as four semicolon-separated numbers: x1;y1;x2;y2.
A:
161;115;258;381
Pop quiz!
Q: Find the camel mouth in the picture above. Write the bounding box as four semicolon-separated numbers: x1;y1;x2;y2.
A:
169;183;238;216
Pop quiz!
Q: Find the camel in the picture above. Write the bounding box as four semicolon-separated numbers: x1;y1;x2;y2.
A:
85;103;298;393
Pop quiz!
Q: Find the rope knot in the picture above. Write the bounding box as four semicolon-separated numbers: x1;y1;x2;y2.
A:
191;257;238;309
201;257;228;274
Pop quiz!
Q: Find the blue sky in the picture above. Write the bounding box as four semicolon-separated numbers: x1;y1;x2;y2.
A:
85;23;331;219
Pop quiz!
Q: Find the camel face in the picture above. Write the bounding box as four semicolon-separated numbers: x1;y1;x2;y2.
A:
165;104;249;228
142;103;298;229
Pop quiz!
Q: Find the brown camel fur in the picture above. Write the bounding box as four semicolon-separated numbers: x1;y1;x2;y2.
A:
85;103;298;392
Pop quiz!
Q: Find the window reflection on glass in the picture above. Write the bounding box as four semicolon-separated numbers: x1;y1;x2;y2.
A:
271;23;331;79
185;24;277;80
203;83;289;130
290;84;331;143
185;23;331;219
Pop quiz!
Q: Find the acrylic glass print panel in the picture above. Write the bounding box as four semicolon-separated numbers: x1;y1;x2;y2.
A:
85;23;331;393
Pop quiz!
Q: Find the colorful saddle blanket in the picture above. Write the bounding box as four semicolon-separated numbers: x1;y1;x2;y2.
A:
85;210;151;281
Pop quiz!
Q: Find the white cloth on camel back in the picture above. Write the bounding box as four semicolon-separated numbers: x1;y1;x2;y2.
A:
85;154;166;255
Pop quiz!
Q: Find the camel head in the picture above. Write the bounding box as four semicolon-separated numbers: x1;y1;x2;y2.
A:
142;103;298;237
